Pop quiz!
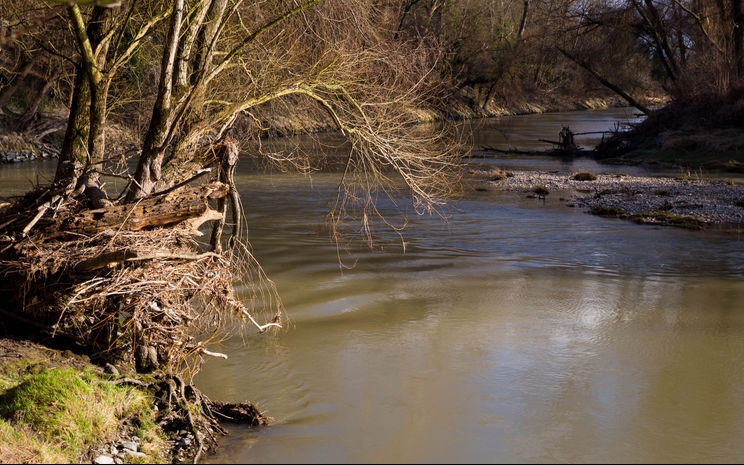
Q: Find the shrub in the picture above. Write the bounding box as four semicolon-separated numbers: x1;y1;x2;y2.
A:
572;171;597;181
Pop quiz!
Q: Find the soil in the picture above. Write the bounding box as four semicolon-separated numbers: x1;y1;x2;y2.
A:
0;336;94;372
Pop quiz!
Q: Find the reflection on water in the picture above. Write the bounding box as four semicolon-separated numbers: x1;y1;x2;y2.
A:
195;169;744;464
470;107;645;152
0;160;56;197
466;107;689;179
3;109;744;463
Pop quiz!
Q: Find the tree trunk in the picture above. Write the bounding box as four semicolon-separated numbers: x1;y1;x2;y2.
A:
55;5;115;197
54;65;90;188
126;0;186;202
734;0;744;78
56;182;228;236
0;58;33;113
558;47;650;114
517;0;529;39
17;67;58;129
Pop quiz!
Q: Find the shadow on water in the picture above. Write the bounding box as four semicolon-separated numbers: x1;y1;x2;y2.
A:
4;108;744;463
193;110;744;464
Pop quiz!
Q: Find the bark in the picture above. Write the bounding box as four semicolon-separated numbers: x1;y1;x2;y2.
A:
55;182;228;236
17;73;57;129
631;0;679;82
0;58;34;112
517;0;529;39
125;0;186;202
734;0;744;77
55;4;115;197
54;64;90;187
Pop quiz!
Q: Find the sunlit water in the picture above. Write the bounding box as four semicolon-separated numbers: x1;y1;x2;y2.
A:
3;109;744;463
190;169;744;464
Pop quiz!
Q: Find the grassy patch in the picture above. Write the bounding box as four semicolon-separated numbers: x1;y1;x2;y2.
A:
629;211;707;229
572;171;597;181
0;419;67;463
588;207;708;230
640;128;744;172
0;365;166;463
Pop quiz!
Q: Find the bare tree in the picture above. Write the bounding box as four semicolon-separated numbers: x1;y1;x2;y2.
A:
0;2;75;135
560;0;744;103
0;0;464;379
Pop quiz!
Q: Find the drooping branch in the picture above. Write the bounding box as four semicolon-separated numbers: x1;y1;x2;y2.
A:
558;47;650;114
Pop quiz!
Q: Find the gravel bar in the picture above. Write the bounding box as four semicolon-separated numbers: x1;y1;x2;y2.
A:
470;168;744;231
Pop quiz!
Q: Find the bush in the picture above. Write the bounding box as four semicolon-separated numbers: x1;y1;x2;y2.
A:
572;171;597;181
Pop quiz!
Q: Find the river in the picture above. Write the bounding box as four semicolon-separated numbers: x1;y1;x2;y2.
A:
3;108;744;463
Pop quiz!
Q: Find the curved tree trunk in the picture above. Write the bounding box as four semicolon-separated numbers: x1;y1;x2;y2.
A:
125;0;185;202
558;47;650;114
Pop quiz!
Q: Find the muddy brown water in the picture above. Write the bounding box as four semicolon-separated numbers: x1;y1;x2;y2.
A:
3;108;744;463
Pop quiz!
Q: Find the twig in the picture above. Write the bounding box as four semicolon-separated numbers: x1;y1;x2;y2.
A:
198;347;228;359
152;168;212;198
22;195;61;236
110;377;152;387
241;308;282;333
67;277;110;304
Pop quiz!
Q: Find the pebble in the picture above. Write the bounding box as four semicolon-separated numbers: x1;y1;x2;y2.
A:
473;169;744;229
93;456;115;465
94;436;144;464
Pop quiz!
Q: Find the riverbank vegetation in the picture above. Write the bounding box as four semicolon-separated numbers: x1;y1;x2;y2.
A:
0;351;166;464
1;0;743;463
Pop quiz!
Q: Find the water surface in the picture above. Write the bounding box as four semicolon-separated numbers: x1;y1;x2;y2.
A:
4;109;744;463
195;166;744;464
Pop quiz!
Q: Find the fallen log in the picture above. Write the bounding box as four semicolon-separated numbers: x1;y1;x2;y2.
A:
55;182;229;236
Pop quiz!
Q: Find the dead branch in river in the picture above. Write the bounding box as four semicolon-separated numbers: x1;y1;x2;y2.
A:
0;177;284;377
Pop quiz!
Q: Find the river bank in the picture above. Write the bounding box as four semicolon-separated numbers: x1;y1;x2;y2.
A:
0;336;268;464
1;164;742;464
466;165;744;232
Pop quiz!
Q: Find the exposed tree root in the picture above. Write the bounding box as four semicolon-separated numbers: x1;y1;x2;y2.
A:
0;170;283;462
0;179;283;369
111;372;270;464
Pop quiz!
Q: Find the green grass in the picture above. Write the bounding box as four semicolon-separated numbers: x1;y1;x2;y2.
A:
629;211;707;229
0;365;166;463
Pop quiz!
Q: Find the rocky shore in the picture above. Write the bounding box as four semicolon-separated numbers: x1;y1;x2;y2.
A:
468;166;744;231
0;137;60;163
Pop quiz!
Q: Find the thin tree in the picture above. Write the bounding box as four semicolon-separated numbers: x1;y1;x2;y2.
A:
0;0;463;376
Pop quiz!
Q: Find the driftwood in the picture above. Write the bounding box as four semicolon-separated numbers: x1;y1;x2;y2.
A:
539;126;579;152
54;182;229;236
